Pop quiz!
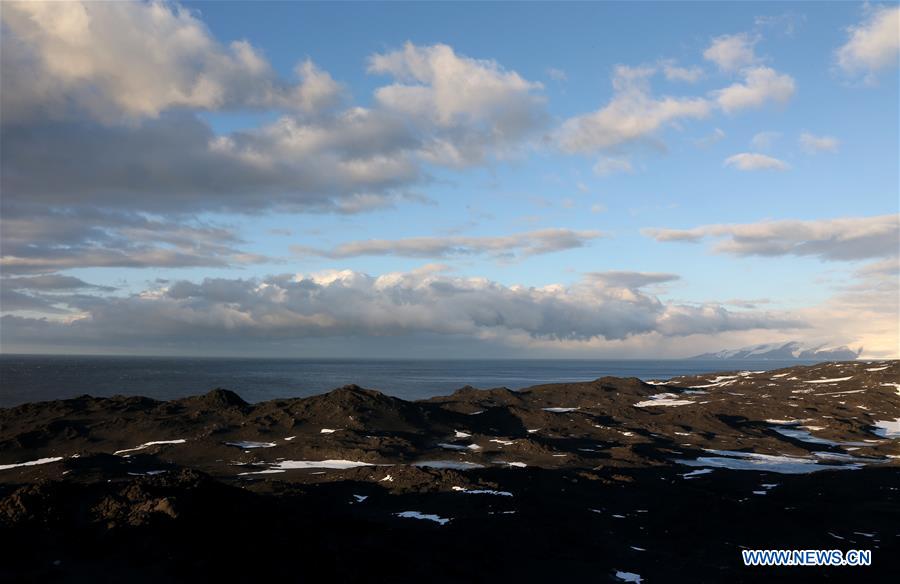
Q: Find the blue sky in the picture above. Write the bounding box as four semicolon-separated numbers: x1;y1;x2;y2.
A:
1;1;898;357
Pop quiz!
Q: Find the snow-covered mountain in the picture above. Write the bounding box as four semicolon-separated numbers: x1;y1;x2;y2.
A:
690;341;861;361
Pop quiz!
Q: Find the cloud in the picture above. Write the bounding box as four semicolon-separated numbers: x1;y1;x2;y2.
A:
703;33;758;72
799;132;839;154
368;42;547;166
558;65;711;153
713;66;795;113
585;271;680;289
835;5;900;78
0;1;343;123
1;275;115;292
0;269;802;353
749;131;781;151
0;206;267;274
1;2;550;271
547;67;568;82
695;127;726;148
592;156;634;176
661;61;704;83
292;229;604;260
0;290;74;314
724;152;790;171
642;214;899;262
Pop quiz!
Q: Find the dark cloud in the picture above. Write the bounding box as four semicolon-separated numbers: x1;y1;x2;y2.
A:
642;215;899;261
293;229;605;260
0;269;803;354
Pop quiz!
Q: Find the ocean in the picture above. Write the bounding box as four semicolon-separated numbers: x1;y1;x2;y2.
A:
0;354;819;408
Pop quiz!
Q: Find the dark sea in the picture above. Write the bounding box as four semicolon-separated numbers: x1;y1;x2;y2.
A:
0;354;819;408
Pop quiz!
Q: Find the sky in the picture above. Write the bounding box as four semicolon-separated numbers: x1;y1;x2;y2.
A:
0;1;898;358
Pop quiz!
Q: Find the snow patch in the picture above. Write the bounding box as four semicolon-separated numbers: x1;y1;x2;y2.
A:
224;441;277;449
114;439;187;456
872;419;900;439
803;376;853;384
634;393;694;407
0;456;65;471
395;511;450;525
414;460;485;470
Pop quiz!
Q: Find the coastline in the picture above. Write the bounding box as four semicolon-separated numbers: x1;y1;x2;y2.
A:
1;360;898;582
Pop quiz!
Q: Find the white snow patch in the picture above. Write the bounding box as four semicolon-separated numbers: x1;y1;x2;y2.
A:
454;488;513;497
395;511;449;525
353;495;368;503
438;443;480;451
414;460;485;470
320;428;338;434
880;382;900;396
803;376;853;384
634;395;694;408
816;389;866;396
543;407;579;413
682;468;714;479
615;571;642;583
224;440;277;449
454;430;471;438
114;439;187;456
489;439;515;446
0;456;65;471
380;474;394;482
773;428;870;447
872;418;900;439
284;436;296;441
269;459;374;470
676;450;868;474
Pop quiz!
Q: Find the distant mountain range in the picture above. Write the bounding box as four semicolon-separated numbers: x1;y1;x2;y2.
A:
690;341;861;361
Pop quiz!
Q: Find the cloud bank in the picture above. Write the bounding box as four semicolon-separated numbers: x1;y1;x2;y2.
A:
642;215;899;261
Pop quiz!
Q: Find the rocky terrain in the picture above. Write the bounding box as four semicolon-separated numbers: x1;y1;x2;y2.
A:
1;361;898;583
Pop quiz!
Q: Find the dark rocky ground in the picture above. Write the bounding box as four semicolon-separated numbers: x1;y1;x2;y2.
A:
1;361;898;583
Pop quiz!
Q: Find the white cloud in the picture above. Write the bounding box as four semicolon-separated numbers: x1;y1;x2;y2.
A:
695;127;726;148
593;156;634;176
661;61;704;83
0;1;342;123
558;65;711;153
724;152;790;171
835;6;900;77
750;131;781;151
713;66;795;113
799;132;839;154
643;214;899;262
547;67;568;81
368;42;547;165
703;33;758;72
293;229;604;260
1;9;555;271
